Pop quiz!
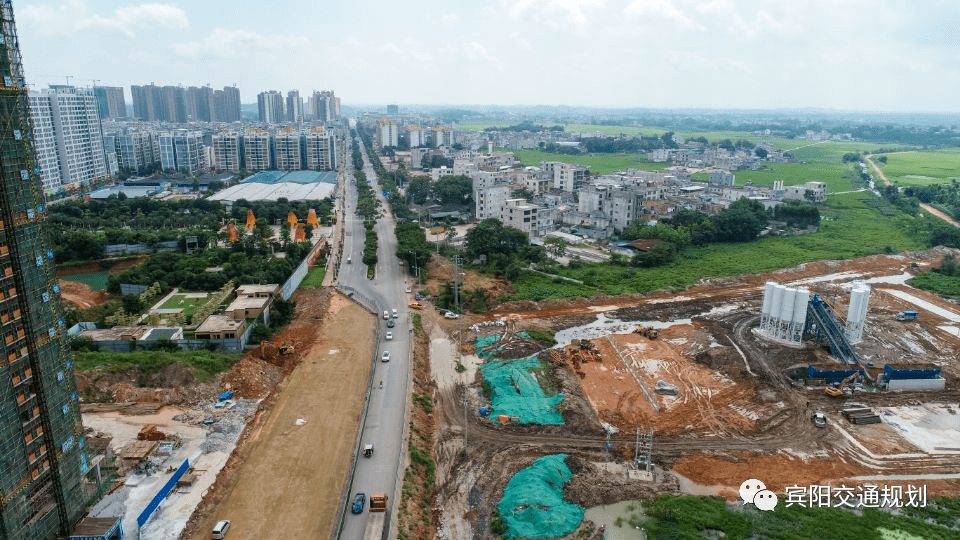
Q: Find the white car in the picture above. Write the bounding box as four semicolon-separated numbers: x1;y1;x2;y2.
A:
444;311;460;319
385;331;393;341
405;287;412;293
381;351;390;362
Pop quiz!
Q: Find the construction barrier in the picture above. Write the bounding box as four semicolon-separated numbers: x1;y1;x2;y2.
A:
137;459;190;528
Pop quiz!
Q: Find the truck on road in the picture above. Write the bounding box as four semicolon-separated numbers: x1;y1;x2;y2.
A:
364;493;388;540
896;310;918;321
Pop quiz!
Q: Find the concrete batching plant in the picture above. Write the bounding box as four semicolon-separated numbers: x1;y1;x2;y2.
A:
758;282;809;346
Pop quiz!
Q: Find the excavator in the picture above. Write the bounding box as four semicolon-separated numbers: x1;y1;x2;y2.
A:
824;373;860;397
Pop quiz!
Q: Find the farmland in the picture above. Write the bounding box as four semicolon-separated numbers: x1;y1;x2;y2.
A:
878;150;960;186
511;149;669;175
509;191;927;301
733;162;854;192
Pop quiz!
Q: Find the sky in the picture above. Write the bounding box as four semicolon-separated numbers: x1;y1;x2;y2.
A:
13;0;960;112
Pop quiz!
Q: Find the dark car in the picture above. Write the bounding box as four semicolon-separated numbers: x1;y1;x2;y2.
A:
351;492;366;514
386;319;395;328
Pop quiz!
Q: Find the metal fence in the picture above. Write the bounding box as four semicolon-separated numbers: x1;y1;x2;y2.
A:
137;459;190;528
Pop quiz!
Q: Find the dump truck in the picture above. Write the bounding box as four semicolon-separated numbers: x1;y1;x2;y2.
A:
896;310;918;321
363;495;388;540
408;302;423;310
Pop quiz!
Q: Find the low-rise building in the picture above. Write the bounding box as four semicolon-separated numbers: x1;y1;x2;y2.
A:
195;315;245;340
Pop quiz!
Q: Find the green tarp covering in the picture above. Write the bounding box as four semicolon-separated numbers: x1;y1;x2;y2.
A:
498;454;584;538
480;356;564;424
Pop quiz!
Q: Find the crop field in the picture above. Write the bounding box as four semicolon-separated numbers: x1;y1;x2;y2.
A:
512;149;669;175
879;150;960;185
789;140;895;162
456;121;510;131
508;191;927;300
732;162;853;192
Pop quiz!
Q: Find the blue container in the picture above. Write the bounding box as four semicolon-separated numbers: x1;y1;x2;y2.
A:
884;364;940;380
218;390;235;401
806;364;862;383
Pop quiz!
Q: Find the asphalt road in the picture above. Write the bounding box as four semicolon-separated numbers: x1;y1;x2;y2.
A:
337;135;411;540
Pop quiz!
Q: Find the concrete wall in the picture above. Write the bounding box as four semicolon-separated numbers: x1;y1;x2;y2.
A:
886;378;946;392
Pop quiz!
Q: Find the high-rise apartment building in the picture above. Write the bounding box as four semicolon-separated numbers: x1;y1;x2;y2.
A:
377;117;398;148
243;130;273;170
257;91;284;124
28;86;110;194
0;3;92;538
213;86;241;122
211;132;245;172
157;130;204;174
131;83;163;121
93;86;126;119
305;128;336;171
310;90;338;123
286;90;303;123
108;129;158;173
160;86;186;123
273;130;303;170
186;86;214;122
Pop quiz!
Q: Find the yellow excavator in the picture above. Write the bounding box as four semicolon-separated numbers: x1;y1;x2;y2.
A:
824;373;860;397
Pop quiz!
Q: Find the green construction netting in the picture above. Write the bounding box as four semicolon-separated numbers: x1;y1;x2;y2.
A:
498;454;584;539
480;356;564;424
474;334;502;358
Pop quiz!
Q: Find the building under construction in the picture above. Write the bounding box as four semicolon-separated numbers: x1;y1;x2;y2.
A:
0;2;91;538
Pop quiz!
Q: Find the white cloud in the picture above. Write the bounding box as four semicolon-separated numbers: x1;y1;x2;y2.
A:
20;1;188;37
625;0;705;31
440;14;461;25
172;29;310;59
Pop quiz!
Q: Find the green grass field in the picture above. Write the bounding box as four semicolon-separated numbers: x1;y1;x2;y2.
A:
73;350;240;383
512;149;669;175
159;294;208;318
60;272;109;291
508;191;927;301
733;162;854;192
456;121;510;131
299;266;326;288
879;150;960;186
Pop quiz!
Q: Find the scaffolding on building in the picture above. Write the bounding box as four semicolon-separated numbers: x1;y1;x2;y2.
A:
0;2;91;538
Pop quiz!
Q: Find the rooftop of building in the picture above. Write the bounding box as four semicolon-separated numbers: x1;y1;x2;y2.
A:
195;314;244;334
80;326;149;341
70;516;122;536
141;328;182;341
226;296;270;312
236;284;280;296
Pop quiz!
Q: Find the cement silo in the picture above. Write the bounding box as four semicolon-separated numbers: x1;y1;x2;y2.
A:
845;282;870;344
758;281;809;347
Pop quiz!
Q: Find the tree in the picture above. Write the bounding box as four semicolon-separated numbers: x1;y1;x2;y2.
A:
408;176;431;205
938;253;958;276
878;155;888;164
544;238;567;258
432;175;473;206
713;198;769;242
755;147;768;159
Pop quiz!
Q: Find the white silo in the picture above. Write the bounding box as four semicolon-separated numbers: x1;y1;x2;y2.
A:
760;282;776;333
790;288;810;344
845;282;870;344
779;286;797;340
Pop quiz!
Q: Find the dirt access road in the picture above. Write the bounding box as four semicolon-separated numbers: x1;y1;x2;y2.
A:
183;292;374;540
866;154;960;228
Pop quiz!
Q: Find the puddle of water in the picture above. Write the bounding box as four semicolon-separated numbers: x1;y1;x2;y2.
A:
583;500;647;540
671;471;730;496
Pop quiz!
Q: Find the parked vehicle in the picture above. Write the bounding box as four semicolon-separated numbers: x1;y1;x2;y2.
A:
444;311;460;319
391;308;398;318
351;493;366;514
383;310;389;320
811;411;826;428
386;319;395;328
381;351;390;362
408;302;423;310
212;520;231;539
385;331;393;340
363;443;374;457
896;310;918;321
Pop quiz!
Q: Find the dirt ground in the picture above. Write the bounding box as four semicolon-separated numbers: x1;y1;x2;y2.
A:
423;254;512;299
59;279;110;309
181;292;375;540
431;248;960;539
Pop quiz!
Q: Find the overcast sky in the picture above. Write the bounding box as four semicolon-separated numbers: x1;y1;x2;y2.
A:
14;0;960;112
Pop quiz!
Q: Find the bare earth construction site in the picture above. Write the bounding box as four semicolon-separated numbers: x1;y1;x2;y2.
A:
433;248;960;538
